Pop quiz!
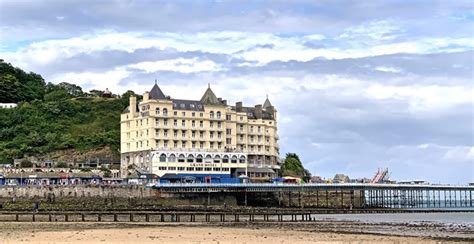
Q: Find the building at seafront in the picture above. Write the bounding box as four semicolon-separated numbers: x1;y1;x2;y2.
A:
120;82;280;181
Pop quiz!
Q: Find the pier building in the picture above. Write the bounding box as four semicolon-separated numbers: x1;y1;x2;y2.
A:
120;82;280;180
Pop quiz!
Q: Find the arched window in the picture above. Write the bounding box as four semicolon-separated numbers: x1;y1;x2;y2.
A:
178;154;185;163
155;107;160;115
216;111;221;119
196;154;203;163
159;154;167;162
187;154;195;163
168;154;176;162
239;155;246;163
231;155;238;163
209;111;214;118
205;155;212;163
214;155;221;163
163;108;168;116
222;155;229;163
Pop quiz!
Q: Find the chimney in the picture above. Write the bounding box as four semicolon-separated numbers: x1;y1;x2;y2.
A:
130;96;137;116
143;91;149;101
221;100;227;105
236;102;242;112
255;105;262;119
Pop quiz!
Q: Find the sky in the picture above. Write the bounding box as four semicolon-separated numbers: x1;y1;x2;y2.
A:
0;0;473;183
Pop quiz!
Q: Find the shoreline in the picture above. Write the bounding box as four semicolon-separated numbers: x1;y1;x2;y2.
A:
1;220;473;243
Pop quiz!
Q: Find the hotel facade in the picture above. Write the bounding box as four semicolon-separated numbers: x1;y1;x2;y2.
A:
120;83;280;181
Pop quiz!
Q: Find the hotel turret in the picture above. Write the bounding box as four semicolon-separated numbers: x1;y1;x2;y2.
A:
120;82;280;181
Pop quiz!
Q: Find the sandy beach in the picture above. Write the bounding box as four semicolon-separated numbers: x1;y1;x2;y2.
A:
1;222;472;244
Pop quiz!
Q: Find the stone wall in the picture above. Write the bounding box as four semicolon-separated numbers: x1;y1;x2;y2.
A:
0;185;154;199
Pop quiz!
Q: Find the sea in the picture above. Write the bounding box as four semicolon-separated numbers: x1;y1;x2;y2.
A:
310;211;474;225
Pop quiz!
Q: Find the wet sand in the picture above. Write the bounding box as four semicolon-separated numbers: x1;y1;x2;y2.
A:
1;222;473;243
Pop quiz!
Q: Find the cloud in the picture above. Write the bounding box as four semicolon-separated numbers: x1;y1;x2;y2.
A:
1;0;473;183
128;58;224;73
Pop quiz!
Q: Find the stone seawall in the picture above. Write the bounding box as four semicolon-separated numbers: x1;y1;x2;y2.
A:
0;185;154;199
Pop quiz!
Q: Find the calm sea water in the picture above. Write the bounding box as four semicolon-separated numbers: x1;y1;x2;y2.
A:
311;212;474;225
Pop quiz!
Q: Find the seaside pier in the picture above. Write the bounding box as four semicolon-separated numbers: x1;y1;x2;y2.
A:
153;183;474;209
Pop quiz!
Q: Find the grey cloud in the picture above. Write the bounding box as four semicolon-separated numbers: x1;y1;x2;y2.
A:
1;1;472;43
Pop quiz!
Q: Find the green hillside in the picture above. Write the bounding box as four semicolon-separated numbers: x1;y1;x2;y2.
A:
0;60;137;164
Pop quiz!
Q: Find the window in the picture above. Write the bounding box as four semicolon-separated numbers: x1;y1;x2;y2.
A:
226;115;231;120
239;156;246;163
190;104;195;109
196;154;203;163
213;168;221;171
180;104;185;109
178;154;185;163
231;156;238;163
192;120;195;127
222;168;229;171
216;111;221;119
164;119;168;126
205;167;212;171
226;129;232;134
168;167;176;170
214;155;221;163
187;155;194;163
192;142;196;148
159;167;167;170
226;138;232;144
182;120;186;127
174;111;177;116
192;112;195;117
199;121;203;128
223;155;229;163
186;167;194;171
210;121;214;128
155;108;160;115
163;108;168;116
163;141;168;148
182;131;186;138
182;141;186;148
182;111;185;116
210;111;214;118
174;119;178;126
178;167;185;171
200;113;203;117
192;131;196;138
195;167;203;171
173;131;178;138
169;154;176;162
240;116;243;121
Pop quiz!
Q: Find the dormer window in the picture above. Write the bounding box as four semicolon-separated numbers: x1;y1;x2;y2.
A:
190;104;195;108
180;103;185;108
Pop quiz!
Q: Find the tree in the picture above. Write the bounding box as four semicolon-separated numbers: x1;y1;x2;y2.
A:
56;161;68;168
280;153;311;181
0;74;22;102
0;60;45;102
58;82;84;97
20;159;33;168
